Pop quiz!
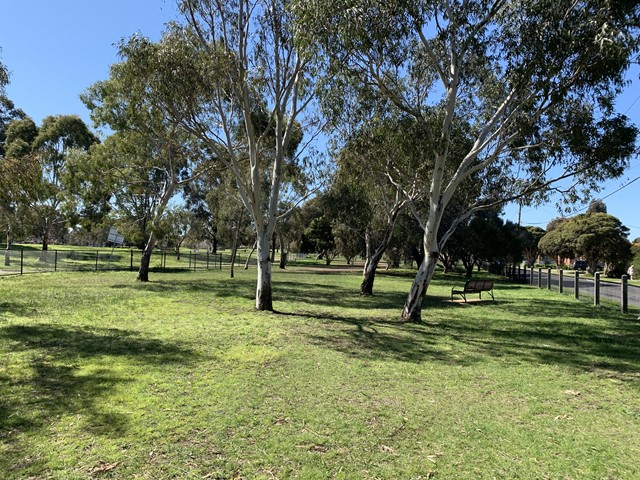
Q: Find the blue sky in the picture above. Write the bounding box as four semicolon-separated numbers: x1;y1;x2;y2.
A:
1;1;639;240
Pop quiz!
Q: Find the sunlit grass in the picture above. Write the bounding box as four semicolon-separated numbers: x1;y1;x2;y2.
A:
1;267;640;479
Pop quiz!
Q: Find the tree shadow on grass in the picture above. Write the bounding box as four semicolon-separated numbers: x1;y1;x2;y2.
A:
278;309;485;366
286;289;640;386
0;301;39;320
109;274;407;310
0;323;198;459
110;276;256;300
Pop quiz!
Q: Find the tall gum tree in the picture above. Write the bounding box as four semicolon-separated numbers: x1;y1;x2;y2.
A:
30;115;98;251
82;67;208;282
336;113;478;295
119;1;323;310
295;0;640;322
1;118;40;262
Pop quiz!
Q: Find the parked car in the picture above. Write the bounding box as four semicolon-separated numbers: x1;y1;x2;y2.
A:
571;260;603;272
571;260;588;271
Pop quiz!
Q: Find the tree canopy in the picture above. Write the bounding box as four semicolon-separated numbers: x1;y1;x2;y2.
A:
294;0;640;321
539;212;632;275
109;0;324;309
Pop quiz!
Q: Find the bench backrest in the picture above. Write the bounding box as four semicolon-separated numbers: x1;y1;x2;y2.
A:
464;279;493;291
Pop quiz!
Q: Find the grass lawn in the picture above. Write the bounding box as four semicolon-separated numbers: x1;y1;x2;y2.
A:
1;267;640;479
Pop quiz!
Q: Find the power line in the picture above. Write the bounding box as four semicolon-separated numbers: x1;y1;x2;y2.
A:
519;175;640;226
595;175;640;202
623;92;640;115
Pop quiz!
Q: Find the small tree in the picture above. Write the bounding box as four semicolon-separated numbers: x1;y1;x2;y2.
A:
520;226;546;267
305;216;336;265
586;199;607;214
161;206;195;260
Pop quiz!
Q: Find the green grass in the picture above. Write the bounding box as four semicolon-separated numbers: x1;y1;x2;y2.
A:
1;267;640;479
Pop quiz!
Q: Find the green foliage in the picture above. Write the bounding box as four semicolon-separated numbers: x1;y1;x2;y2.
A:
520;226;547;267
586;199;607;213
0;98;27;158
0;54;7;92
294;0;639;319
296;0;640;202
539;212;632;274
442;211;523;276
332;222;365;264
0;115;98;248
304;215;336;264
631;243;640;270
83;55;208;255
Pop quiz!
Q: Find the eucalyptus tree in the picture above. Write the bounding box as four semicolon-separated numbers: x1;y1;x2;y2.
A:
116;0;323;310
0;56;27;159
335;117;413;294
31;115;99;250
337;113;479;294
296;0;640;321
0;55;7;93
519;226;546;267
0;96;26;158
83;67;209;281
159;206;195;260
0;118;40;263
1;115;97;251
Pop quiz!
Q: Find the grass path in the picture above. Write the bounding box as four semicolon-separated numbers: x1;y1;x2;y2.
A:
1;268;640;479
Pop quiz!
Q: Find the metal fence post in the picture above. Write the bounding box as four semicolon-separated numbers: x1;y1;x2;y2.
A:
537;267;542;288
130;250;134;271
574;271;580;300
163;251;167;272
559;269;563;294
547;268;551;290
530;266;534;286
219;253;222;271
54;250;58;272
594;272;600;306
206;252;210;270
622;275;628;314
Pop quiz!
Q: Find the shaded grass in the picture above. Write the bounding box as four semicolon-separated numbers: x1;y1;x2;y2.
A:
1;268;640;479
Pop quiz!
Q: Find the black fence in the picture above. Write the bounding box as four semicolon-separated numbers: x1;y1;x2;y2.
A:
502;264;640;314
0;247;264;277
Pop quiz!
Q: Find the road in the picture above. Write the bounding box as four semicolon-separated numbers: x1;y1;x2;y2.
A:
525;269;640;309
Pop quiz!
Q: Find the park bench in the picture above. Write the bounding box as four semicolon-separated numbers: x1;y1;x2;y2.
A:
451;279;495;302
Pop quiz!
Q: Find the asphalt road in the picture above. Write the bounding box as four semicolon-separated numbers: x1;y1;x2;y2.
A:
526;270;640;309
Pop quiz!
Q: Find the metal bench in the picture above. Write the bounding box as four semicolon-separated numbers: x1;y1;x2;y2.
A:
451;279;494;302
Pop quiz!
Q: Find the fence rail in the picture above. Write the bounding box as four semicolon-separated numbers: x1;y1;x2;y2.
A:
502;265;640;314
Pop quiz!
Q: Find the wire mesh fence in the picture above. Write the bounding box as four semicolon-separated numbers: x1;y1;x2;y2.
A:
0;247;266;277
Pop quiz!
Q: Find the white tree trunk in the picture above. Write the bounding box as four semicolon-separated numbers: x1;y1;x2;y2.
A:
402;190;445;322
401;248;440;322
